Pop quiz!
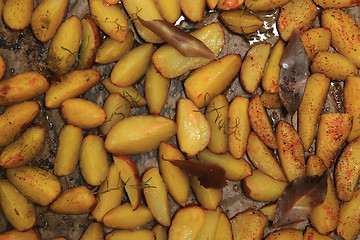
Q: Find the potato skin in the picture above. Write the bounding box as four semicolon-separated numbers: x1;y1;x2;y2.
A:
0;228;41;240
3;0;33;30
314;0;360;8
231;209;267;240
300;28;331;61
0;72;49;106
337;189;360;240
245;0;290;11
344;76;360;142
220;10;263;34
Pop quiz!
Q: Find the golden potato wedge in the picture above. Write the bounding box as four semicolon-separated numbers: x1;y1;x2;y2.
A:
177;98;211;157
31;0;69;42
103;203;154;229
264;229;303;240
215;212;233;240
190;176;222;210
91;162;124;222
217;0;244;10
310;51;358;81
220;10;263;35
197;149;252;181
260;203;277;222
152;22;225;78
245;0;290;11
309;175;340;235
180;0;206;22
300;28;331;61
95;31;134;64
344;76;360;142
228;96;251;159
168;205;206;240
142;167;171;227
45;69;101;109
298;73;330;152
77;14;101;69
0;55;5;80
207;0;219;9
110;43;155;87
304;226;333;240
158;141;190;207
112;155;141;210
6;165;61;206
80;223;104;240
242;170;288;202
248;94;278;149
205;95;229;154
246;132;286;181
102;78;146;107
0;179;36;231
277;0;319;41
47;16;82;75
306;155;327;177
313;0;360;8
0;0;3;20
195;207;222;240
322;8;360;67
0;72;49;106
0;126;46;168
0;228;41;240
80;135;109;186
122;0;164;43
54;125;83;176
231;209;267;240
316;113;352;167
260;92;283;109
106;229;155;240
60;98;106;129
156;0;181;23
105;115;176;155
240;43;271;93
336;189;360;240
145;63;170;115
0;101;39;147
262;40;285;94
276;120;306;182
152;225;167;240
104;0;119;4
3;0;33;30
184;54;242;108
89;0;128;42
50;186;97;214
99;93;131;135
335;136;360;202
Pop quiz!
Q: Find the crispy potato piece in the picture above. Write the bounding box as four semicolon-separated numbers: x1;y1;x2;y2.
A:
313;0;360;8
0;179;36;231
106;229;155;240
110;43;155;87
304;226;333;240
276;120;306;182
103;203;154;229
95;32;134;64
3;0;33;30
322;8;360;68
6;165;61;206
298;73;330;151
245;0;290;11
80;223;104;240
344;76;360;142
0;72;49;106
152;22;225;78
0;55;5;80
243;170;288;202
207;0;219;9
197;149;252;181
180;0;206;22
240;43;271;93
168;205;206;240
306;155;327;177
0;228;41;240
190;176;223;210
185;54;242;108
316;113;352;167
335;136;360;202
31;0;69;42
220;10;263;34
277;0;319;41
310;51;358;81
152;225;167;240
300;28;331;61
0;126;46;168
247;132;286;181
231;209;267;240
264;229;303;240
156;0;181;23
260;203;277;222
45;69;101;109
260;92;283;109
228;96;251;159
195;207;222;240
50;186;97;214
248;94;278;149
60;98;106;129
262;40;285;93
89;0;128;42
336;189;360;240
215;212;233;240
0;101;39;147
91;163;123;222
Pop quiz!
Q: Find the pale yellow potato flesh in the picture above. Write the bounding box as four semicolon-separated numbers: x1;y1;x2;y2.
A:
156;0;181;23
306;155;327;177
195;207;222;240
106;229;155;240
264;229;303;240
220;10;262;34
304;226;333;240
337;189;360;240
3;0;33;30
260;203;277;222
344;76;360;142
79;222;104;240
180;0;206;22
300;28;331;61
217;0;244;10
214;212;233;240
0;227;40;240
313;0;360;8
231;209;267;240
207;0;219;9
152;225;167;240
262;40;284;93
260;92;283;109
245;0;290;11
190;176;222;210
